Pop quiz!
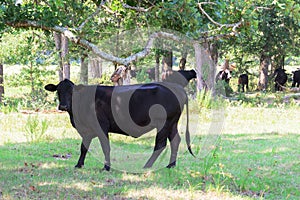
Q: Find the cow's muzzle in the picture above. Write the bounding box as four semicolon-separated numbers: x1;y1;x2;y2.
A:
58;105;68;111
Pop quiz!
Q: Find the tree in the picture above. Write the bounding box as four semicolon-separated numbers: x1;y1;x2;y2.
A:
221;0;300;90
1;1;247;92
0;29;55;105
80;54;88;84
0;63;3;103
54;32;71;81
89;55;102;79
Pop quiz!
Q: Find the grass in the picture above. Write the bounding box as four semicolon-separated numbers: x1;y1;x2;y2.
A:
1;106;300;199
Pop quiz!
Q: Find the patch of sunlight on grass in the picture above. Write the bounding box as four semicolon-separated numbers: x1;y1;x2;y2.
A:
0;131;27;145
38;181;56;187
64;182;92;192
125;186;248;200
0;112;79;145
122;172;153;182
260;147;288;154
223;107;300;135
40;162;64;170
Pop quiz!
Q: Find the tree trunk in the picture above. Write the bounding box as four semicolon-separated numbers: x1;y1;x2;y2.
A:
206;42;218;90
53;32;63;81
162;50;173;71
155;53;160;81
258;54;270;91
193;42;208;91
194;42;218;92
61;34;70;80
89;56;102;79
179;50;188;70
80;54;88;84
0;63;4;103
209;43;218;65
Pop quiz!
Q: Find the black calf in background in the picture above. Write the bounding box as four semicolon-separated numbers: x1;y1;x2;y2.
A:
292;69;300;87
274;68;287;91
238;74;249;92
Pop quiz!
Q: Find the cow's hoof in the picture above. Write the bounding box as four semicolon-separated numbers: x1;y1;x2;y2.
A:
102;164;110;171
75;164;83;168
166;162;176;168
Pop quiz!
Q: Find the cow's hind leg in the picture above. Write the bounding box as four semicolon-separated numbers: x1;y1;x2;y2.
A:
98;132;111;171
143;127;169;168
166;124;181;168
75;137;92;168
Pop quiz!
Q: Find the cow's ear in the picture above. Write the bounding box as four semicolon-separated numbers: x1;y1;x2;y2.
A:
45;84;57;92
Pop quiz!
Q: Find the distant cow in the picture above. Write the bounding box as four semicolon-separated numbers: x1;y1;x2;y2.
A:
162;69;197;87
292;69;300;87
45;79;194;171
274;68;288;91
146;67;156;80
238;74;249;92
110;66;130;86
216;69;232;83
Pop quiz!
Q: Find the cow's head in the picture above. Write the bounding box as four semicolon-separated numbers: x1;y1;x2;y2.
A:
185;69;197;80
110;66;127;86
45;79;74;112
219;69;232;82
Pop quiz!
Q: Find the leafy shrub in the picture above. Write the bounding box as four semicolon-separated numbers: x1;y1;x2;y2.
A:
215;80;233;97
136;68;151;83
197;90;227;109
89;73;113;85
24;115;49;143
5;64;56;110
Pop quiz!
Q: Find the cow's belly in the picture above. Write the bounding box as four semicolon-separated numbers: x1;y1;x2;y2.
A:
109;121;156;138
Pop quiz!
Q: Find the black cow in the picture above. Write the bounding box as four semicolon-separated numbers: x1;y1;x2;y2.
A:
45;79;194;171
274;68;288;91
162;69;197;87
238;74;249;92
146;67;155;80
292;69;300;87
216;69;232;83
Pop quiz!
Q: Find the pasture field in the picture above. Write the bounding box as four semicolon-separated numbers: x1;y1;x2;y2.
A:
0;105;299;200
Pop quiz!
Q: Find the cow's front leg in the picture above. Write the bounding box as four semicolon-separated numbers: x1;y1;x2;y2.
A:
167;125;181;168
75;137;92;168
98;133;111;171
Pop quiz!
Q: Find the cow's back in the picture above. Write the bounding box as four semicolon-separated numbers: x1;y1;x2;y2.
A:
95;83;187;137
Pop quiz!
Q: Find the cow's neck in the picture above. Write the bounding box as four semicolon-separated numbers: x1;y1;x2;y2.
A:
68;110;76;128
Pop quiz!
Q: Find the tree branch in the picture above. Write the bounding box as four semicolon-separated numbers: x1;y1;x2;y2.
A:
122;3;153;12
5;18;241;65
77;0;106;31
197;2;243;40
5;21;186;65
101;4;120;16
198;2;243;30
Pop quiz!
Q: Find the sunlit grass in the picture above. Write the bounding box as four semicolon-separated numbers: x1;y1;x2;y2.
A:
0;105;300;199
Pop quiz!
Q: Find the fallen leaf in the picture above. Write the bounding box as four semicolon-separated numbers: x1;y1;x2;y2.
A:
29;186;36;191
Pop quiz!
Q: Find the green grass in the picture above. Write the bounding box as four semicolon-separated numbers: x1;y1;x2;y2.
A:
1;106;300;199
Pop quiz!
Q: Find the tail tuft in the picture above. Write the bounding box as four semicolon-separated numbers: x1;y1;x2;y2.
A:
188;146;195;157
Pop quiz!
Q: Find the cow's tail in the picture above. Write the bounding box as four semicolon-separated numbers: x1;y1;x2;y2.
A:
185;97;195;157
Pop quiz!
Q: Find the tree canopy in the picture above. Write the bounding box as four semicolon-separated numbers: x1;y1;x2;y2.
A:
0;0;299;90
